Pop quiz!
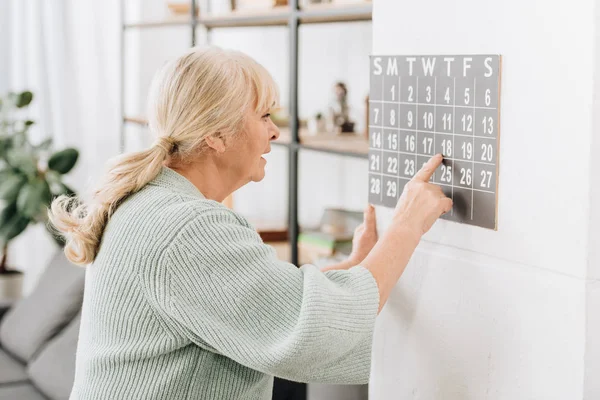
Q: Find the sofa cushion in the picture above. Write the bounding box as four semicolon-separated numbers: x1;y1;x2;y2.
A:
28;313;80;400
0;251;85;362
0;348;28;384
0;383;47;400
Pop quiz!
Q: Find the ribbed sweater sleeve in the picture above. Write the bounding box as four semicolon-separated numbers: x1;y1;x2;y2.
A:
154;207;380;384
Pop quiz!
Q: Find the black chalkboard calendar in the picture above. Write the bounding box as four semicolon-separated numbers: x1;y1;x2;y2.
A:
368;55;502;230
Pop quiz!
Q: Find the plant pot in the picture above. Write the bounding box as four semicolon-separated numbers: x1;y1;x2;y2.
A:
0;270;24;301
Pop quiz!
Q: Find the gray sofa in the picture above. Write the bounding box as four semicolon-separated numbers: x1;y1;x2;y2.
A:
0;251;85;400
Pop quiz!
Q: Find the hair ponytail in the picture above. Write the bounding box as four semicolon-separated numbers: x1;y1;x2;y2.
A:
49;140;172;265
49;45;279;266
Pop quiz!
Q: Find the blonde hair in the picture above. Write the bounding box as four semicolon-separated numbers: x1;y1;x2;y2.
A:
49;46;280;265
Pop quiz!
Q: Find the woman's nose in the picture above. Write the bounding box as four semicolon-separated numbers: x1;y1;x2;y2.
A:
269;120;280;141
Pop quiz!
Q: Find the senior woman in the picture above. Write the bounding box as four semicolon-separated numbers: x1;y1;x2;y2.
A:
49;46;452;400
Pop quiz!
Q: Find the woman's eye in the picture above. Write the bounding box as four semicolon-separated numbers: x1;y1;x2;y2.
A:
262;113;271;120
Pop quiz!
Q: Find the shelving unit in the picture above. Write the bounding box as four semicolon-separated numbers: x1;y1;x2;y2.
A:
120;0;372;268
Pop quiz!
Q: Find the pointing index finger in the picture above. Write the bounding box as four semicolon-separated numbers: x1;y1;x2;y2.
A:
414;154;443;182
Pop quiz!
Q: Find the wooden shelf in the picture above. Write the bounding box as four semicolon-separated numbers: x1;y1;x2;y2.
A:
298;1;372;24
124;16;193;29
200;7;290;28
123;116;149;126
123;2;371;30
298;128;368;158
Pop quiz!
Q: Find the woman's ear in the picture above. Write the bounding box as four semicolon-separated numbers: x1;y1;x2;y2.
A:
205;134;226;153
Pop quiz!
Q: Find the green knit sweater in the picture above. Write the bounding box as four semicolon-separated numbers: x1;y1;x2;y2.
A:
70;167;380;400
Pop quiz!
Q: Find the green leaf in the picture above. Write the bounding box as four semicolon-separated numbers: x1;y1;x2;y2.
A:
0;137;12;159
24;120;35;127
16;91;33;108
16;178;51;218
6;150;38;178
0;173;26;202
48;148;78;174
0;200;16;227
0;213;30;245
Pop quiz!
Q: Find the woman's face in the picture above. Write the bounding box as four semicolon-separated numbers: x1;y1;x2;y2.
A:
227;108;280;183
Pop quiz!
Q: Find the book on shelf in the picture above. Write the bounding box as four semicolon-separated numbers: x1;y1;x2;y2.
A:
298;230;353;260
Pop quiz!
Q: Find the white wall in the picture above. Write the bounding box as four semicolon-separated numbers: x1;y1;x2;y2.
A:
370;1;599;399
0;1;10;94
584;2;600;397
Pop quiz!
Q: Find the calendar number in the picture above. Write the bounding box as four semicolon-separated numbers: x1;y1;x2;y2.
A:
404;159;415;175
464;88;470;105
370;154;380;171
390;110;396;125
481;143;493;161
461;141;472;160
442;139;452;156
460;168;472;186
405;135;415;152
444;88;451;104
387;134;397;150
374;108;379;124
407;111;413;128
440;164;452;183
408;86;414;102
390;85;396;101
482;116;494;134
371;131;381;148
422;112;433;130
370;177;381;195
485;89;491;106
480;170;492;188
426;86;432;102
387;157;398;174
386;180;397;197
442;113;452;131
461;114;473;132
422;137;433;154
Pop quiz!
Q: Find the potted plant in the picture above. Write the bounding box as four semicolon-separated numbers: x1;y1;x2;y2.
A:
0;91;79;301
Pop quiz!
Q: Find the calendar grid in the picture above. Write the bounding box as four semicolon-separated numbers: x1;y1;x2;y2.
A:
414;77;419;181
368;126;496;139
379;73;384;203
369;99;495;110
369;55;501;229
375;171;494;194
452;76;456;216
433;77;437;183
368;149;495;166
397;75;401;199
471;77;476;220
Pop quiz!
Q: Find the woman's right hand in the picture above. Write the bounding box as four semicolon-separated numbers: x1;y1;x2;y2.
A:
393;154;453;237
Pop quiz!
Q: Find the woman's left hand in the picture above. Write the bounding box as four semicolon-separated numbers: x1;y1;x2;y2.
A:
348;205;378;265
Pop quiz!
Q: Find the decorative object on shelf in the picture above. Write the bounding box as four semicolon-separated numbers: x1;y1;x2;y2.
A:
327;81;355;134
298;207;362;262
304;0;333;5
306;112;326;136
166;2;199;16
231;0;287;11
319;207;362;236
0;91;79;301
